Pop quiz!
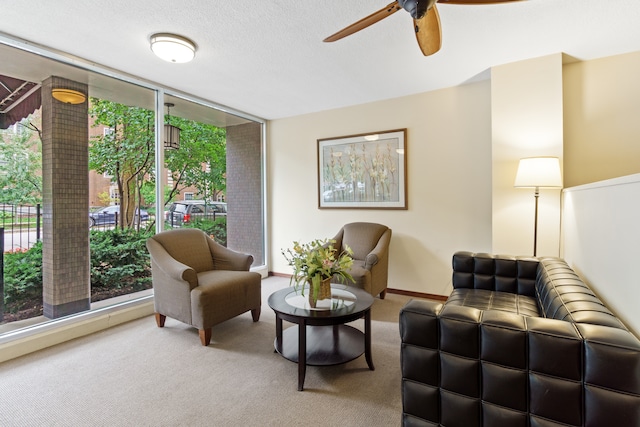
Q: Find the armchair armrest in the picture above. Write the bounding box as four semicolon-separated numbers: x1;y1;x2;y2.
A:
146;238;198;287
207;238;254;271
364;228;391;270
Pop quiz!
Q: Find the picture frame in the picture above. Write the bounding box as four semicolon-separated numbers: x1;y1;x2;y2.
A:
317;129;407;209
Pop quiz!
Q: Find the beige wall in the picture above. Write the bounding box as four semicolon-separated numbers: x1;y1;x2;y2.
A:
268;50;640;297
563;51;640;187
491;54;564;257
269;82;493;296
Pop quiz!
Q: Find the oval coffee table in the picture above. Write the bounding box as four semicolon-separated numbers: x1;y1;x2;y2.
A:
268;284;375;391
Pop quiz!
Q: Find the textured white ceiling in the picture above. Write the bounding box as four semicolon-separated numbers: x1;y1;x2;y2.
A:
2;0;640;120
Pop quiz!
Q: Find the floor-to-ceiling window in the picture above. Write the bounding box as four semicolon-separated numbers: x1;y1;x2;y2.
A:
0;37;266;338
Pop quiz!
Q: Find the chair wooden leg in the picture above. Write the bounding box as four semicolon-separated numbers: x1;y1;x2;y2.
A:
155;313;166;327
379;289;387;300
199;328;212;346
251;307;261;322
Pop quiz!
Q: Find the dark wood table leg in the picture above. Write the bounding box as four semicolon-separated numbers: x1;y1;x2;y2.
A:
364;309;374;371
298;320;307;391
275;314;283;353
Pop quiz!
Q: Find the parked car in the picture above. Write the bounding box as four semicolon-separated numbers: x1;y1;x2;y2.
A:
165;200;227;227
89;205;149;227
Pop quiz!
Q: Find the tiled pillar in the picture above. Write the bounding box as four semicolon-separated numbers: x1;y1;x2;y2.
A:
226;122;263;266
41;76;90;318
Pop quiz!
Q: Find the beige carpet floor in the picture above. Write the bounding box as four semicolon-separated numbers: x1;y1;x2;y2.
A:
0;277;422;427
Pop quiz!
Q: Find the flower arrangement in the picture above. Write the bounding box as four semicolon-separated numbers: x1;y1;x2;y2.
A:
282;238;354;305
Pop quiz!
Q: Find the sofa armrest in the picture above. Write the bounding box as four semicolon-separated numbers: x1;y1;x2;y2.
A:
576;323;640;425
399;297;640;426
400;299;444;347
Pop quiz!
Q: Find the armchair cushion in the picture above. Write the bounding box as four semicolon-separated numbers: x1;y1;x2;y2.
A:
191;270;262;330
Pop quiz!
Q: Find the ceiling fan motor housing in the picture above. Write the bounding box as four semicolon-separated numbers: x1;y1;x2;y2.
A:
398;0;435;19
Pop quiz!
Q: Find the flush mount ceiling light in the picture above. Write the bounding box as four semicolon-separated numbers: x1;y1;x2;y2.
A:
51;88;86;104
150;33;196;63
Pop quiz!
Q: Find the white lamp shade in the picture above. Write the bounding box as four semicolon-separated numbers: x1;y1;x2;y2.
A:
150;33;196;63
514;157;563;188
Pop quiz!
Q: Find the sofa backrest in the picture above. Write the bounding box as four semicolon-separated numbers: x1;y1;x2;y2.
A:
452;251;539;297
536;258;628;330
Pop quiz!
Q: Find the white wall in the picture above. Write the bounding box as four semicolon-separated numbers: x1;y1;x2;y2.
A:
268;82;493;296
562;174;640;336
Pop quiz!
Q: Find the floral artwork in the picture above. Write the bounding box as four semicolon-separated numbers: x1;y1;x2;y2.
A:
317;129;407;209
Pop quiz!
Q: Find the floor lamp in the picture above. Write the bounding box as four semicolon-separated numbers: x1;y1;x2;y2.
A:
514;157;563;256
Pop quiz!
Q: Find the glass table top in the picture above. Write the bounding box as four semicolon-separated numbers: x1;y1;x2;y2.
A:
284;286;357;311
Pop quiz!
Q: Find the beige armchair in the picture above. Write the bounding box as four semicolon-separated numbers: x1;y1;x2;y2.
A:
330;222;392;299
146;228;261;346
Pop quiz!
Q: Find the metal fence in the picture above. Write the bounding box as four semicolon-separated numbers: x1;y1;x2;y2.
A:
0;203;41;253
0;204;41;322
0;204;154;255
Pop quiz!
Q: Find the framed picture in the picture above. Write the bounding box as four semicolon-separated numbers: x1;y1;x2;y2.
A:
317;129;407;209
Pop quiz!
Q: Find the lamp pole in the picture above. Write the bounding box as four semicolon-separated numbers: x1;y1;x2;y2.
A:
533;187;539;257
515;157;562;258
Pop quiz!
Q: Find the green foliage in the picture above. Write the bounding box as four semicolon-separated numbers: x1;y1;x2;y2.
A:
139;181;156;207
89;98;155;178
89;229;153;289
184;217;227;246
2;230;153;313
2;242;43;311
89;98;228;223
0;117;43;205
164;116;227;203
89;98;155;228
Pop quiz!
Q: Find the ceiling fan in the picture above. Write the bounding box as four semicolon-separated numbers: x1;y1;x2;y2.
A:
324;0;523;56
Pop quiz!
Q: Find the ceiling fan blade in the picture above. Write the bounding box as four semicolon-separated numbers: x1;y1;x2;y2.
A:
436;0;523;4
414;5;442;56
324;1;402;43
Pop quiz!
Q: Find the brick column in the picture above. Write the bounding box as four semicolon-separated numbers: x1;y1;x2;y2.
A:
226;122;263;266
41;76;90;318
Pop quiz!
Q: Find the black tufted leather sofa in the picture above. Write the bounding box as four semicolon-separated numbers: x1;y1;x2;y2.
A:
399;251;640;427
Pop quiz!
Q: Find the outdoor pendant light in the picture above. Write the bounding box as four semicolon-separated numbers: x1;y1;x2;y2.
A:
51;88;86;104
150;33;196;63
164;103;180;150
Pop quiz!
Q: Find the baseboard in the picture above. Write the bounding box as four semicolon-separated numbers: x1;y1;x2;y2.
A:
0;276;446;364
386;288;448;301
0;297;154;364
268;272;448;301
